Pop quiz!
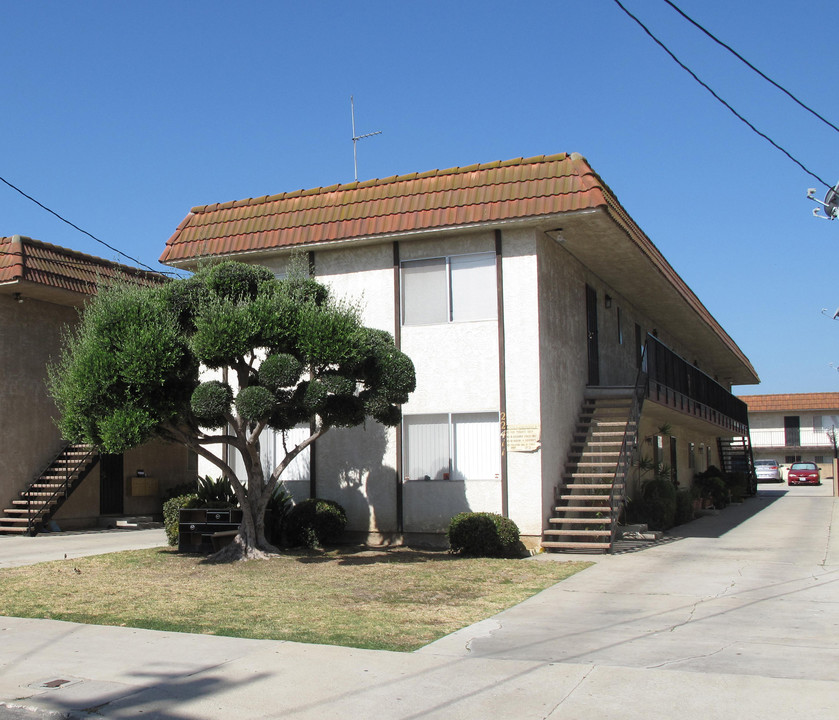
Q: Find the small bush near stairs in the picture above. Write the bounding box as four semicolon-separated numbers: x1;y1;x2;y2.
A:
448;512;522;558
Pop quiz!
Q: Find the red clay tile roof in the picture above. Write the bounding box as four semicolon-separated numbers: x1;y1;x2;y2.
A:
0;235;164;297
160;153;610;263
738;393;839;412
159;152;758;384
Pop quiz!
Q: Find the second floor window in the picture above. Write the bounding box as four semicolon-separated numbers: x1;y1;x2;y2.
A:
401;252;497;325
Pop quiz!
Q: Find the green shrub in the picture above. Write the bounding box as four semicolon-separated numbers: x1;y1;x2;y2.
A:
675;489;694;526
163;493;199;546
637;478;677;530
285;498;347;549
265;483;294;545
447;512;521;558
693;469;729;509
725;471;749;502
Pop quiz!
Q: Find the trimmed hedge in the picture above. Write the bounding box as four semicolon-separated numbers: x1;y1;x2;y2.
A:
286;498;347;549
447;512;521;558
163;493;199;546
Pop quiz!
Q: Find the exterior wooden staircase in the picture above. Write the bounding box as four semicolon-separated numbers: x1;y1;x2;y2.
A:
0;444;99;535
544;388;642;553
718;436;758;496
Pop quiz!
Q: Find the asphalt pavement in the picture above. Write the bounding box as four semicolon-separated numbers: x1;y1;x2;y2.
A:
0;483;836;719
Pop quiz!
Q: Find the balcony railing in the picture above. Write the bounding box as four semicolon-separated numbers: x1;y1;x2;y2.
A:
749;428;835;449
644;335;749;434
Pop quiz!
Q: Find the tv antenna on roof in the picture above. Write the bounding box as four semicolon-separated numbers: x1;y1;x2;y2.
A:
351;95;382;182
808;182;839;219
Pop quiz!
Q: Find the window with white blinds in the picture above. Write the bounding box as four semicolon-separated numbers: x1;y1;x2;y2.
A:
230;424;311;485
401;252;497;325
403;412;500;481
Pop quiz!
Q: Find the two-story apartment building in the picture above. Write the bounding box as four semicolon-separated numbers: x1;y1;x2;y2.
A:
740;392;839;481
0;236;193;534
160;153;760;551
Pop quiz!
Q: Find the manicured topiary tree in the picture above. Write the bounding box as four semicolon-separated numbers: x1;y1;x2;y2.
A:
49;260;415;561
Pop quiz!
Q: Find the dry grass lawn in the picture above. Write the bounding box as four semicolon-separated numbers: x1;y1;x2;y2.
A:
0;547;590;651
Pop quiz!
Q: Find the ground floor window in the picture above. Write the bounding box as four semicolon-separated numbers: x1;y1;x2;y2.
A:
403;412;500;481
229;424;311;486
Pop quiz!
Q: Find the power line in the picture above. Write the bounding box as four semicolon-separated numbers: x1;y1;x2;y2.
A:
610;0;833;189
0;173;161;273
662;0;839;137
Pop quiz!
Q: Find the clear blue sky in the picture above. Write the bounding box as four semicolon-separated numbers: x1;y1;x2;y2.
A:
2;1;837;395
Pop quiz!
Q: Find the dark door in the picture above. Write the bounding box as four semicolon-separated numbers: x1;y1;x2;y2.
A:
784;416;800;447
670;436;678;486
99;453;124;515
585;284;600;385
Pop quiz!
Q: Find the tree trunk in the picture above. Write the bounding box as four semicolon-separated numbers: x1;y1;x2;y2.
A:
208;493;278;562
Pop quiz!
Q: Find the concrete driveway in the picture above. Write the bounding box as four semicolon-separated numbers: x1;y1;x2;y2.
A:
0;486;836;719
0;528;167;569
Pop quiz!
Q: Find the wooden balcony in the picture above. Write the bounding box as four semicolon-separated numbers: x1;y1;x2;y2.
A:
644;335;749;436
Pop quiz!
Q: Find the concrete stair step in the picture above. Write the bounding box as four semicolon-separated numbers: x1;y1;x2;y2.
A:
0;526;30;533
548;517;610;525
568;450;621;458
562;483;615;491
0;517;38;524
571;440;623;449
554;505;612;513
542;540;609;551
544;528;611;537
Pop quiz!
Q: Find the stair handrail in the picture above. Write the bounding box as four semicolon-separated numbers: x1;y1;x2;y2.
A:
608;355;648;550
27;444;96;535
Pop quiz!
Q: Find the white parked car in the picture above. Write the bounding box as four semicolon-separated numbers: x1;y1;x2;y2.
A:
754;459;782;482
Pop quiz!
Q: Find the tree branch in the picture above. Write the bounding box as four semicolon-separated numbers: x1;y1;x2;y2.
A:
267;423;328;490
165;423;239;482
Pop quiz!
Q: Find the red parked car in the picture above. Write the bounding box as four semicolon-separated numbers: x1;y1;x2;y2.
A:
787;462;821;486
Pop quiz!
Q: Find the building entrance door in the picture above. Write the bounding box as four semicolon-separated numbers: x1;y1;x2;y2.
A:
99;453;124;515
585;284;600;385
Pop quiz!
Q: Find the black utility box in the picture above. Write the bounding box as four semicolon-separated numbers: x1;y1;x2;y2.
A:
178;508;243;553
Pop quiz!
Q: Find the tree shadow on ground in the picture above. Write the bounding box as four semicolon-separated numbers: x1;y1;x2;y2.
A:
23;664;270;720
291;545;461;566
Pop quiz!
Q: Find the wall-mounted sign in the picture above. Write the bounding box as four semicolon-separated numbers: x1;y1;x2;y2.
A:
507;424;541;452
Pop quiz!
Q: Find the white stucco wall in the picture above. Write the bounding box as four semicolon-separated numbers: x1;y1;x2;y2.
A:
536;235;590;532
397;231;503;532
499;229;543;536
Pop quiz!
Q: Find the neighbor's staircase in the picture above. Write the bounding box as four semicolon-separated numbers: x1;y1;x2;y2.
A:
718;436;757;496
543;388;642;553
0;444;99;535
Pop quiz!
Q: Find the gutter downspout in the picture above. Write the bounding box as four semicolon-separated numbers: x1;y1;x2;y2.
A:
496;230;509;517
308;251;318;499
393;241;404;532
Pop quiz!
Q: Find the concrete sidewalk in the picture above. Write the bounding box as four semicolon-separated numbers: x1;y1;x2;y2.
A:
0;486;836;719
0;529;167;569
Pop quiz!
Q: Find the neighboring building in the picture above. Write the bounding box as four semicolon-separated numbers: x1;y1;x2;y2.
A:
740;392;839;480
0;236;194;534
160;153;760;551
